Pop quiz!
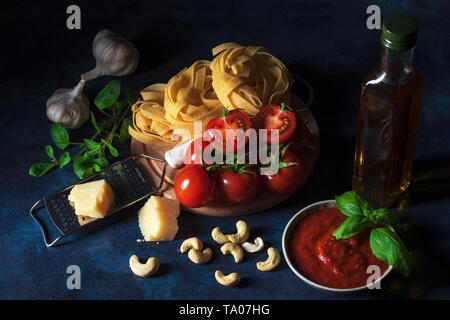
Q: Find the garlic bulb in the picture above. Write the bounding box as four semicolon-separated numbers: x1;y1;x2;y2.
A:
46;79;90;129
81;29;139;81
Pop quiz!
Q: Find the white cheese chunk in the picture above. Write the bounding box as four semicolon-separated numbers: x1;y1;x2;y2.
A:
138;196;180;241
148;195;180;218
68;179;114;219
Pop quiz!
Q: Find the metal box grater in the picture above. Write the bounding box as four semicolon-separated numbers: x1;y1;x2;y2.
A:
30;154;167;247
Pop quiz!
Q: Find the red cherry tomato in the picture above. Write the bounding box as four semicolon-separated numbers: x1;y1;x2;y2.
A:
263;149;305;194
184;138;215;167
289;117;314;159
213;166;261;204
174;165;215;208
205;109;251;152
252;104;297;143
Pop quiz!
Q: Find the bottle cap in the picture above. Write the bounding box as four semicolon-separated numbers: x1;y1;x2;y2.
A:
381;14;418;51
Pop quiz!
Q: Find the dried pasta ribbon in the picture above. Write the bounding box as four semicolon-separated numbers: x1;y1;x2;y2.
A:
210;42;293;116
129;61;224;144
164;60;223;137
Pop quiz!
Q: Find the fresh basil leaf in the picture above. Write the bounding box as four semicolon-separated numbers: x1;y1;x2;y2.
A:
93;163;101;172
113;101;127;110
119;118;131;142
101;139;118;157
333;215;370;240
45;145;55;159
29;163;56;177
59;152;70;168
94;80;121;110
83;139;101;151
92;157;109;168
50;123;69;149
370;228;412;277
335;191;372;217
125;87;140;106
73;153;94;179
90;112;101;134
373;208;399;226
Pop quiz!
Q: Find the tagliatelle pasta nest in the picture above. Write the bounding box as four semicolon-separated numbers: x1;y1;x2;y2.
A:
129;43;294;145
210;42;293;116
129;60;224;144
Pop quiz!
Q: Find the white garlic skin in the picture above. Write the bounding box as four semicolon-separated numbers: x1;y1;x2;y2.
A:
92;29;139;77
46;80;90;129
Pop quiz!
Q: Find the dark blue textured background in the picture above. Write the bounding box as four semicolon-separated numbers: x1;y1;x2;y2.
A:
0;0;449;299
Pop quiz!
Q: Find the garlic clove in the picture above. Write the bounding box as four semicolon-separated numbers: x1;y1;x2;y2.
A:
46;79;90;129
81;29;139;81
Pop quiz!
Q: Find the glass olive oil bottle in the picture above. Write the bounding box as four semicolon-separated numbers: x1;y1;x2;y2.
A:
353;14;424;207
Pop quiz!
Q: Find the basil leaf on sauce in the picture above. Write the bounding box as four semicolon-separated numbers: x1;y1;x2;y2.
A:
372;208;399;226
370;228;412;277
335;191;368;217
332;215;371;240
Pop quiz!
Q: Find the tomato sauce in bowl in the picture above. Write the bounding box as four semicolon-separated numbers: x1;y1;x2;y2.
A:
286;206;389;289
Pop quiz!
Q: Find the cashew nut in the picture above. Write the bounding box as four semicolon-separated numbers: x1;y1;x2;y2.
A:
211;220;250;244
211;227;230;244
215;270;240;287
228;220;250;244
256;247;281;272
242;237;264;253
129;254;160;277
180;237;203;253
188;247;213;264
220;243;244;263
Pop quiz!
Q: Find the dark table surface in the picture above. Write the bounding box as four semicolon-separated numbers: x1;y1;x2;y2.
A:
0;0;449;300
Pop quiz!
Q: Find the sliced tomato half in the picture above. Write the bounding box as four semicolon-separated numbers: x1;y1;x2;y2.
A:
205;109;251;152
252;103;297;143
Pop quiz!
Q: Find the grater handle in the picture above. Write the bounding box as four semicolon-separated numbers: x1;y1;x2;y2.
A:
30;199;63;247
31;155;167;248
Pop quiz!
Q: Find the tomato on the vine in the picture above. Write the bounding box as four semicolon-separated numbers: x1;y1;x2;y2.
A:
205;109;251;152
184;138;215;167
174;165;215;208
263;147;305;194
213;166;261;204
288;116;315;158
252;103;297;143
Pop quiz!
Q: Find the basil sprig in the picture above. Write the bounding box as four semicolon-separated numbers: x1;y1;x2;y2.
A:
29;81;140;179
370;228;412;277
333;191;412;276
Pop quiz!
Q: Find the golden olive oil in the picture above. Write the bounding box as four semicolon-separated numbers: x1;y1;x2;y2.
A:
352;14;424;207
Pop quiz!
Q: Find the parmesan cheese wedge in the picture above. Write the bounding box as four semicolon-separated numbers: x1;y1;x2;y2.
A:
148;196;180;218
68;179;114;219
138;196;180;241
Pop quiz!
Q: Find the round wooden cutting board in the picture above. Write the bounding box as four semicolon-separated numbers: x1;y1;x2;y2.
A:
131;94;320;217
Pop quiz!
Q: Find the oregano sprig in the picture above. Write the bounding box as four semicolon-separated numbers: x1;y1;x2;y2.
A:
29;80;140;179
29;144;71;177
